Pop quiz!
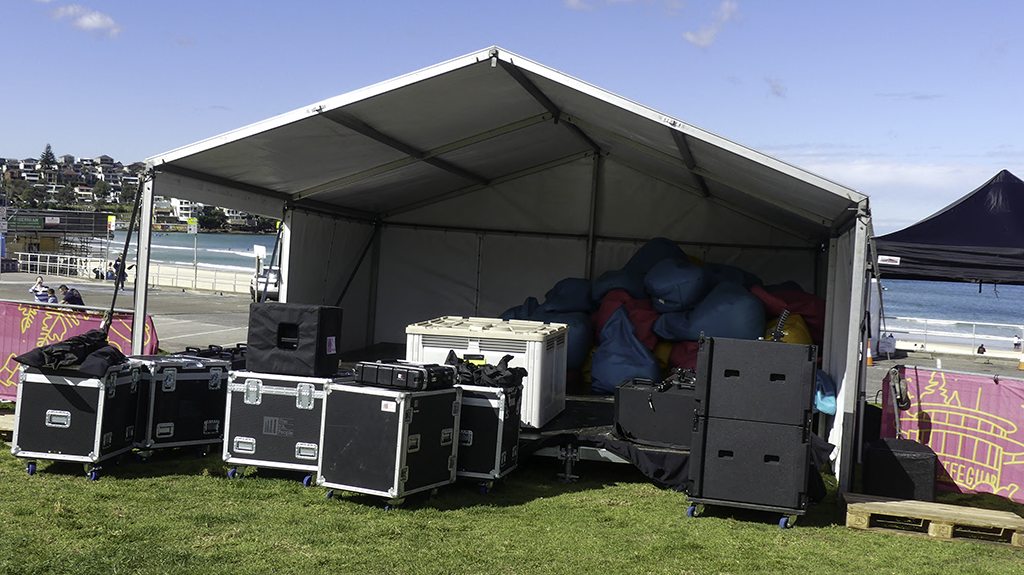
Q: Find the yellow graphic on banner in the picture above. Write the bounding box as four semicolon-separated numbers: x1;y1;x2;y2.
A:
1;353;20;389
900;370;1024;500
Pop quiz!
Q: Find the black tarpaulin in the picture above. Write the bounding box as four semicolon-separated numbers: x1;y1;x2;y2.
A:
874;170;1024;284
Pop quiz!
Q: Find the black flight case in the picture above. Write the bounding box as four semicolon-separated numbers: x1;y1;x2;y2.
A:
130;355;230;456
454;383;522;489
223;370;341;483
318;383;461;506
11;362;142;480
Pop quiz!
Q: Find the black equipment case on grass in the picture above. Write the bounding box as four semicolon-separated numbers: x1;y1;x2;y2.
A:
247;303;342;377
318;383;461;502
687;337;817;527
614;375;697;450
354;360;456;391
11;363;141;479
131;355;230;452
223;370;339;480
454;383;522;483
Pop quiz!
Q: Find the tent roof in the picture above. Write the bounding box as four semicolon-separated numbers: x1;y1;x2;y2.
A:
146;47;865;242
875;169;1024;284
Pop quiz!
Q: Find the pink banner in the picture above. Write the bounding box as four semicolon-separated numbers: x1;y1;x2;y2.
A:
882;365;1024;504
0;300;159;401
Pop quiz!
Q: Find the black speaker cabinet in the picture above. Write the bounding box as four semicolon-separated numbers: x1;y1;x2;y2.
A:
862;438;937;502
689;417;811;512
247;303;343;377
695;337;816;426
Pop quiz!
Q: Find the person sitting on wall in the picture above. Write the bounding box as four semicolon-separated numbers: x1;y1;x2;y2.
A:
1015;335;1021;351
977;344;987;355
58;285;84;306
45;288;59;304
106;263;116;280
29;276;50;303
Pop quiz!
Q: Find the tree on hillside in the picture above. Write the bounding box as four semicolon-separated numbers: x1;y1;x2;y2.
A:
56;185;77;205
6;179;37;207
92;180;111;205
39;144;57;171
198;205;227;230
120;183;138;204
255;216;279;233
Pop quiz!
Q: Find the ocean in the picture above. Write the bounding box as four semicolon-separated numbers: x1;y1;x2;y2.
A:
878;278;1024;350
104;231;279;273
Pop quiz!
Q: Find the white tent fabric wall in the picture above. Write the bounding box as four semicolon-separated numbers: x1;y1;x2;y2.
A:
140;46;872;493
284;211;375;352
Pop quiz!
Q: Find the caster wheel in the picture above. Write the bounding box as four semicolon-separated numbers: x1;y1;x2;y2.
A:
27;462;36;476
686;505;700;518
302;475;313;487
197;449;206;459
779;516;792;530
89;469;100;481
227;467;239;479
479;485;488;495
326;490;334;500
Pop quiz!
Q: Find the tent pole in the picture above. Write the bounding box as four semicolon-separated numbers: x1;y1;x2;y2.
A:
131;176;155;354
585;154;600;279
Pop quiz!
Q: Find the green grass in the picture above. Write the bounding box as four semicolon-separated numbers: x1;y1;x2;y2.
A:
1;444;1022;575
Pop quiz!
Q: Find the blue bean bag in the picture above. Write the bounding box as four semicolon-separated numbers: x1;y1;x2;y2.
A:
644;258;711;313
622;237;688;275
500;296;540;320
533;310;594;371
592;269;648;301
537;277;594;314
653;281;766;341
704;262;762;290
590;306;661;394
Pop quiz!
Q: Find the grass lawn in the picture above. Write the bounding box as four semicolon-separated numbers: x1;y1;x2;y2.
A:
1;437;1023;575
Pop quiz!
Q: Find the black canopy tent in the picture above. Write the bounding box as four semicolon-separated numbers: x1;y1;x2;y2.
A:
875;170;1024;285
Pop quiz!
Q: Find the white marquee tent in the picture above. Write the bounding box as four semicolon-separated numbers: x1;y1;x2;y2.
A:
139;47;873;490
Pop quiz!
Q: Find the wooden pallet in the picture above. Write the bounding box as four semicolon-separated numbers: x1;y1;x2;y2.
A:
844;492;1024;547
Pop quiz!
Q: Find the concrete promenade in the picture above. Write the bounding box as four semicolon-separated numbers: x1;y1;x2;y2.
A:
0;271;252;352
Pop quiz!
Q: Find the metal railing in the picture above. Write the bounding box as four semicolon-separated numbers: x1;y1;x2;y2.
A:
15;252;107;279
13;252;252;295
146;263;251;294
882;316;1024;354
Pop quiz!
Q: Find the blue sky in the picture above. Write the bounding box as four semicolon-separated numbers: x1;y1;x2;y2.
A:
3;0;1023;235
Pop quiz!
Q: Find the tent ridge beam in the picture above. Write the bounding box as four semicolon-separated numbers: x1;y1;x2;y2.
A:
322;111;489;187
670;129;710;198
295;113;552;202
495;59;601;152
382;150;596;218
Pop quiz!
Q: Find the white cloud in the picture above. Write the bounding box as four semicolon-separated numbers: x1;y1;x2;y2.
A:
790;159;999;235
564;0;594;10
52;5;123;38
684;0;740;49
764;76;787;98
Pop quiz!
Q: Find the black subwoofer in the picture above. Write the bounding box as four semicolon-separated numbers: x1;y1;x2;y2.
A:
862;437;937;501
247;303;343;377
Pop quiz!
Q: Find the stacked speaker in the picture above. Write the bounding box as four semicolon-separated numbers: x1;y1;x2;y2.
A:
688;337;817;516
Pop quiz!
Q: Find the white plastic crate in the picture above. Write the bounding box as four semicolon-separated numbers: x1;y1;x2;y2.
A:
406;316;568;429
